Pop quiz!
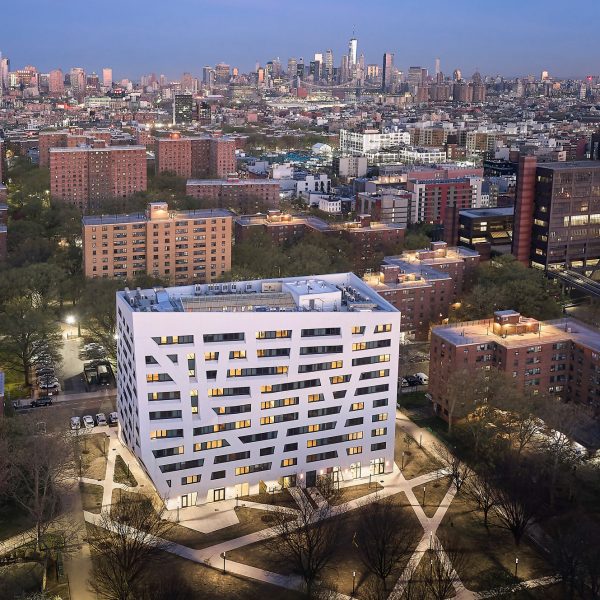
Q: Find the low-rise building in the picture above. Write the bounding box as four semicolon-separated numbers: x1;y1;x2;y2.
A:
234;212;405;275
364;242;480;340
82;202;233;284
429;311;600;420
186;178;280;212
116;273;400;508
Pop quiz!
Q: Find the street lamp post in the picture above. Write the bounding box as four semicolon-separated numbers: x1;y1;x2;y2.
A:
401;451;405;470
352;570;356;596
515;557;519;578
429;531;433;550
419;433;422;448
423;486;426;506
222;551;226;574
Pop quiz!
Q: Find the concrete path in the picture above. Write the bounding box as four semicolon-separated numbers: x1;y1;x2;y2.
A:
78;420;560;600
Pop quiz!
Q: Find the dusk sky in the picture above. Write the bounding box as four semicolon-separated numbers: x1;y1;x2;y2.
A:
2;0;599;80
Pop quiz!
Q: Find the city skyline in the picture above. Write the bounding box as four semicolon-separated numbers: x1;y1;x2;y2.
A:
2;0;599;79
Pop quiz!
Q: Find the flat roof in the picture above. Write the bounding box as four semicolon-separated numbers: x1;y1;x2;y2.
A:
82;208;233;226
49;145;145;153
187;179;280;186
433;317;600;353
460;207;514;218
537;161;600;171
118;273;399;315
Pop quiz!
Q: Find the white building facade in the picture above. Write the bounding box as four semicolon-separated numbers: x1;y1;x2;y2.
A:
116;274;399;509
339;128;411;155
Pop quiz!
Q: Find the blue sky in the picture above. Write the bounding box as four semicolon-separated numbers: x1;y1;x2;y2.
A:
2;0;597;79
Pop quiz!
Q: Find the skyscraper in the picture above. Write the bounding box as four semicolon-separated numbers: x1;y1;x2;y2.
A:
348;36;358;67
435;58;441;75
48;69;64;96
69;67;86;97
325;49;334;82
173;94;194;125
0;55;9;93
102;67;112;88
382;52;394;92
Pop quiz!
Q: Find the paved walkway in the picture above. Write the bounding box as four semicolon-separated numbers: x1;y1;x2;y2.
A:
76;419;560;600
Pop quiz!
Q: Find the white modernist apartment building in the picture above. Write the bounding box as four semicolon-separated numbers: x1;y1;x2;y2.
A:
116;273;400;509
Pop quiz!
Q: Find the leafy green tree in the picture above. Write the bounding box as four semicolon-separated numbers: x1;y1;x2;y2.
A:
450;255;563;321
0;297;62;386
403;232;431;250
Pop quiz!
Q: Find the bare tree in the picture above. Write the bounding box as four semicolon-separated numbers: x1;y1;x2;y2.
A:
488;386;542;457
538;403;581;507
463;467;497;528
432;442;471;493
355;496;419;594
423;535;469;600
3;416;73;550
265;488;340;598
88;493;174;600
444;368;484;435
490;458;543;546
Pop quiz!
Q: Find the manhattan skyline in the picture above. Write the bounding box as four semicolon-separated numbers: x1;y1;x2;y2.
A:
2;0;599;79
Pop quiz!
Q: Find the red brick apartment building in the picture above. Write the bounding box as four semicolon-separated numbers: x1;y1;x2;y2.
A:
155;135;236;179
82;202;233;284
429;310;600;420
50;146;147;211
186;178;281;212
364;242;480;340
234;211;405;275
38;128;120;167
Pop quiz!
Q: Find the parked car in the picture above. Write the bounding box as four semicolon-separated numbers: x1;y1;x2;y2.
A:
70;416;82;430
36;367;55;376
108;412;119;425
404;375;420;387
39;380;61;391
414;372;429;385
82;415;95;429
96;413;107;426
400;378;409;388
31;396;53;407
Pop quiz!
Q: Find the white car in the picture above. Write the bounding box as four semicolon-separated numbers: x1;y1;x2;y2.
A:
82;415;95;429
70;416;81;430
39;380;61;391
95;413;107;426
414;372;429;385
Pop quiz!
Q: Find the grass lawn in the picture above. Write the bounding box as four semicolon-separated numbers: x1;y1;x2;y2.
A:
153;550;306;600
0;503;34;542
0;563;43;598
109;489;292;550
398;391;429;409
80;482;104;514
113;454;138;487
436;495;554;593
329;482;383;506
395;424;442;479
76;432;108;480
227;491;422;599
412;476;452;518
239;488;296;510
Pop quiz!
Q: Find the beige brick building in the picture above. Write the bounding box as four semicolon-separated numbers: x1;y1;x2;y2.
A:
82;202;233;284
